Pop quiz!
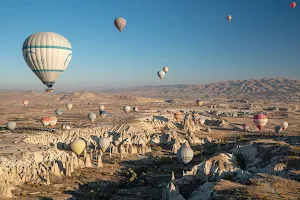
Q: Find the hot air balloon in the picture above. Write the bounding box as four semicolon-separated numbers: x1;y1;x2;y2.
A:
157;71;166;80
174;112;183;122
22;100;29;106
177;143;194;165
71;139;86;156
22;32;72;92
61;123;67;130
99;105;105;111
133;106;139;112
6;121;16;131
163;66;169;73
196;100;203;107
199;116;206;125
227;15;232;21
291;2;296;8
253;113;268;131
124;105;131;114
49;116;58;128
100;110;107;118
66;103;73;110
242;124;249;132
99;137;111;153
275;125;282;134
281;122;288;130
114;17;126;32
88;112;96;123
55;109;63;117
41;117;50;127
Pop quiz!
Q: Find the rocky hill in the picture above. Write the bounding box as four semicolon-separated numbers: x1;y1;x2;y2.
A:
101;78;300;101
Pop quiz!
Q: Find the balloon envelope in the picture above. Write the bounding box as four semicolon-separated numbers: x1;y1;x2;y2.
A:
99;137;111;152
7;121;17;131
157;71;166;80
227;15;232;21
41;117;50;126
88;112;96;123
71;139;86;156
22;100;29;106
133;106;139;112
253;113;268;131
22;32;72;89
55;109;63;116
177;144;194;164
163;66;169;73
281;122;288;130
275;125;282;134
66;103;73;110
124;105;131;114
196;100;203;106
99;105;105;111
49;116;58;127
100;110;107;118
114;17;126;31
291;2;296;8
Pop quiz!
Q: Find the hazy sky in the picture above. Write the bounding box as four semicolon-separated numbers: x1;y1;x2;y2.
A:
0;0;299;91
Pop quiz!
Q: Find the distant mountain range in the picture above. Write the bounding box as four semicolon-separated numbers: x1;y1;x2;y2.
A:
100;78;300;101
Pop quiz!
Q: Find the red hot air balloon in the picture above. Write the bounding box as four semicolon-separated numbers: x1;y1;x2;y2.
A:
253;113;268;131
242;124;249;132
291;2;296;8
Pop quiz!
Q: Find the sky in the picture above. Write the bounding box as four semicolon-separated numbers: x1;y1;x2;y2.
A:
0;0;299;92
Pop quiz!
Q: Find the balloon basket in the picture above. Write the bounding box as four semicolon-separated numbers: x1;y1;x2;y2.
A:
45;89;53;93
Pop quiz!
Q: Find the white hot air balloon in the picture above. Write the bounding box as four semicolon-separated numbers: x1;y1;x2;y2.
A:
99;137;111;152
6;121;17;131
22;32;72;92
88;112;96;123
157;70;166;80
163;66;169;73
177;143;194;165
71;139;86;156
281;121;288;130
99;105;105;111
123;105;131;114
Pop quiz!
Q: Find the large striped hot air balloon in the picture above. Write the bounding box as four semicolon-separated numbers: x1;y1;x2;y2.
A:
22;32;72;92
253;113;268;131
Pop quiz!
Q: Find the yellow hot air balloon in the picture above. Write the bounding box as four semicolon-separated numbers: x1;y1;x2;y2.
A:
71;139;86;156
227;15;232;22
49;116;58;128
196;100;203;107
66;103;73;110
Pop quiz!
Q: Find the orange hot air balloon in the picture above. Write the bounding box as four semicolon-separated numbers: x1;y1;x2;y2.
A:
49;116;58;128
41;117;50;127
227;15;232;21
22;100;29;106
291;2;296;8
253;113;268;131
174;112;183;122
